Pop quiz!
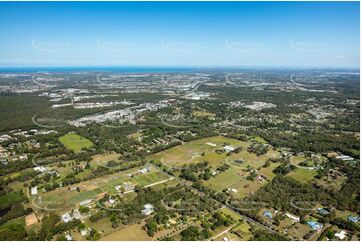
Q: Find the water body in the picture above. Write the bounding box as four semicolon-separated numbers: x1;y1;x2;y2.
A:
0;66;195;73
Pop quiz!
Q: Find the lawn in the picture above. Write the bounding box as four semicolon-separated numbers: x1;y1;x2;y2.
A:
287;168;317;183
59;133;94;153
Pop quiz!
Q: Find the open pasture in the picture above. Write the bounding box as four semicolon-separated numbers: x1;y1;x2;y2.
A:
101;222;151;241
287;168;318;183
148;136;281;198
147;136;280;169
59;133;94;153
37;167;170;210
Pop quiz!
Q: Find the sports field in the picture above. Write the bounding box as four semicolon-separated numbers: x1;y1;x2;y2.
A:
58;133;94;153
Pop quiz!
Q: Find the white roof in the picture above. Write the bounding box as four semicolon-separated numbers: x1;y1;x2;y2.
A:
62;213;72;223
31;186;38;195
33;166;47;172
79;199;92;206
206;142;217;147
144;203;154;209
286;212;300;221
80;229;88;236
65;234;73;241
224;145;235;151
142;203;154;215
335;230;347;240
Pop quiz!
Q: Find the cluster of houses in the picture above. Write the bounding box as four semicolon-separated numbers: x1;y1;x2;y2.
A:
33;166;60;177
11;129;57;138
327;152;355;162
0;144;29;165
114;182;135;194
261;208;360;240
0;128;57;166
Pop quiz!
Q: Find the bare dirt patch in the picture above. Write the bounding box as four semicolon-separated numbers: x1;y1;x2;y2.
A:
25;213;38;227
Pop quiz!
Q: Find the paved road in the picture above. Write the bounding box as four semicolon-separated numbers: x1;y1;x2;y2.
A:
210;226;233;241
160;116;190;128
122;177;174;194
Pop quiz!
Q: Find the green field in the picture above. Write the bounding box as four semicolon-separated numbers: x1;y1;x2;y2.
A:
147;136;279;169
287;168;317;183
204;166;241;191
102;222;151;241
148;136;280;198
59;133;94;153
0;216;25;231
0;191;26;210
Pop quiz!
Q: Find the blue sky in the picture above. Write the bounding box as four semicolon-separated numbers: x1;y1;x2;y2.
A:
0;1;359;68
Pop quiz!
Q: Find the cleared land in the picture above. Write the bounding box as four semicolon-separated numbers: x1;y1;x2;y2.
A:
37;167;170;212
148;136;279;168
59;133;94;153
25;213;38;227
148;136;280;198
101;222;151;241
287;168;317;183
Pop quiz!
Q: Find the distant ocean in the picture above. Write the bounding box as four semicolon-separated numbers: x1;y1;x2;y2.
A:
0;66;195;73
0;66;358;73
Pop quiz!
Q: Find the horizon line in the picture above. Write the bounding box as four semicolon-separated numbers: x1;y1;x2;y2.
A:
0;65;359;70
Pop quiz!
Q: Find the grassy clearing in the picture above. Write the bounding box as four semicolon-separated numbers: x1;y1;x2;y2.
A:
204;166;241;192
230;179;264;198
59;133;94;153
147;136;247;167
148;136;281;198
192;110;215;117
8;181;25;192
230;222;252;240
287;223;312;240
252;136;267;144
132;171;169;187
0;216;25;230
40;167;170;208
258;162;281;180
219;207;243;221
101;222;151;241
0;191;26;210
147;136;280;170
287;168;317;183
292;154;307;165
